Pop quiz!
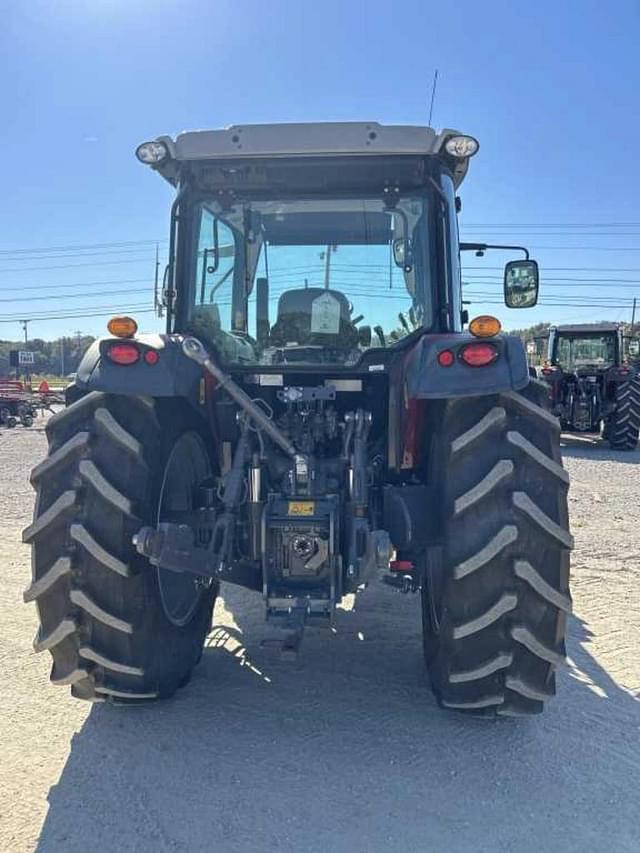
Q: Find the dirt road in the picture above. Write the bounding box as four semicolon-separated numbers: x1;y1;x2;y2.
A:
1;422;638;852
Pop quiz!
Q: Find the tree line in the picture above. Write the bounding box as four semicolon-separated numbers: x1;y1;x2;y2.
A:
0;336;96;378
1;321;636;378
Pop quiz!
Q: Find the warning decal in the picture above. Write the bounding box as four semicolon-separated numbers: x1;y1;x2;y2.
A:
311;292;341;334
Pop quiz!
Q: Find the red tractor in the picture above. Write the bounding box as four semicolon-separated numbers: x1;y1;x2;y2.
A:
539;323;639;449
24;123;571;716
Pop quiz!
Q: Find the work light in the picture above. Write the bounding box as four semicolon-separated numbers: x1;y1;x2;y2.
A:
135;141;169;165
444;135;479;158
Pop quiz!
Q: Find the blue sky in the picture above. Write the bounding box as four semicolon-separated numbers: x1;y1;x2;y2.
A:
1;0;639;342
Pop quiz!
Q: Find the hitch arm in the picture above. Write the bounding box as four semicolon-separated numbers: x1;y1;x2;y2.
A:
181;336;298;458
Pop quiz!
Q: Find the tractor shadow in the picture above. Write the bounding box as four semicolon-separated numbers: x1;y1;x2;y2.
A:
561;432;640;463
36;583;640;852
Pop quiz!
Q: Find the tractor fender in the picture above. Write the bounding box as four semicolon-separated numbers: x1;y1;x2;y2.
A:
405;332;529;399
74;334;203;402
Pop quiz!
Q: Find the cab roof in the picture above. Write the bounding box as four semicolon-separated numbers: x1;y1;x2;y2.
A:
553;323;620;334
145;122;475;189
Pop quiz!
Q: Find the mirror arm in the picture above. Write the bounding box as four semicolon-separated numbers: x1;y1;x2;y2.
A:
460;242;530;260
208;266;234;303
199;218;221;303
199;249;209;303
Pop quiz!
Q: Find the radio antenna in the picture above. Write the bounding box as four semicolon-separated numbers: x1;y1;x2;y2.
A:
428;69;439;126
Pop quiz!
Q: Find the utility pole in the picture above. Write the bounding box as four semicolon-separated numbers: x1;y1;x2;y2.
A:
74;330;82;372
154;242;163;317
20;320;30;386
60;336;65;377
632;297;637;329
323;246;331;289
322;245;337;289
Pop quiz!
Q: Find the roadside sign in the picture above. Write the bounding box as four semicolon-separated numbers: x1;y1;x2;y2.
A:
18;351;35;366
526;341;536;355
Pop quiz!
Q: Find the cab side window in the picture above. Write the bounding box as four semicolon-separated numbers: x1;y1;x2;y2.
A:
193;209;236;332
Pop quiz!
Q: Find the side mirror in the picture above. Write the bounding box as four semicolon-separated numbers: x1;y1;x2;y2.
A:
504;259;539;308
358;325;372;347
392;237;414;273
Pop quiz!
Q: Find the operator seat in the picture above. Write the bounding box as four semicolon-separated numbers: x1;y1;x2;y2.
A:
269;287;359;348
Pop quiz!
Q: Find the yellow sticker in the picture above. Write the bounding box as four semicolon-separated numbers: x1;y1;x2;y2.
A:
288;501;315;516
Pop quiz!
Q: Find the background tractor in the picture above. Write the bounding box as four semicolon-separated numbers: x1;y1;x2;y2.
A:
24;122;572;716
538;323;640;450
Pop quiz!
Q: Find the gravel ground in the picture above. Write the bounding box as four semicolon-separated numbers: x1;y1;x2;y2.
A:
0;419;638;853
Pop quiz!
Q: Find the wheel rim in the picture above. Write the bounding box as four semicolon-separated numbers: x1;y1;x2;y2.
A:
156;431;212;627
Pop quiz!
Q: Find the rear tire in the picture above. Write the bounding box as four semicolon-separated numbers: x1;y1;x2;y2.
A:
23;392;217;703
607;377;640;450
422;380;573;716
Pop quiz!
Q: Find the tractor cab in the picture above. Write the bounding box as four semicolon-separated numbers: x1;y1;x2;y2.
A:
541;323;640;444
548;323;622;372
136;122;537;371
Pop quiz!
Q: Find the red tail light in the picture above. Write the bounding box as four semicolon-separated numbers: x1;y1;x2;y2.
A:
437;349;455;367
390;560;414;572
459;342;499;367
106;342;140;365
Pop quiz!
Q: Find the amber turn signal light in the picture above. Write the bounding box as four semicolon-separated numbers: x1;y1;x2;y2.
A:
107;316;138;338
469;315;501;338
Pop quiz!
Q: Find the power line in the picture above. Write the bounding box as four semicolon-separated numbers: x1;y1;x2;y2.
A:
0;238;166;256
462;234;640;239
0;302;155;321
0;257;159;274
448;278;638;287
3;271;634;305
267;262;640;275
466;300;632;309
0;287;153;303
462;266;640;272
465;296;635;309
469;246;640;251
0;277;153;293
0;308;158;324
459;222;640;228
269;266;640;284
0;246;169;263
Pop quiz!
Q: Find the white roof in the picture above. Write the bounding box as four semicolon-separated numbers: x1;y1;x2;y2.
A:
148;122;474;187
156;122;459;160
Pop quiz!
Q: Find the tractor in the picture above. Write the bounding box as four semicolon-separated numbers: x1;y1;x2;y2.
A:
538;323;640;450
23;122;572;716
